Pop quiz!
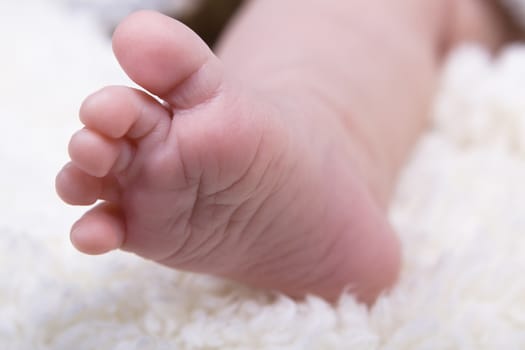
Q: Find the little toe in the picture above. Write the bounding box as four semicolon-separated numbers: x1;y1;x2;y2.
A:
80;86;172;140
68;128;134;177
112;10;223;109
71;202;126;255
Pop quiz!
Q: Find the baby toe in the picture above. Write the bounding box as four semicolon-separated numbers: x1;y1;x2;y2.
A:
68;128;133;177
80;86;171;141
71;202;125;255
56;163;122;205
113;11;223;109
80;86;142;139
56;162;102;205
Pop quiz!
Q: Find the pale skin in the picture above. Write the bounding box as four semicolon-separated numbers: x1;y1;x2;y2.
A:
56;0;515;303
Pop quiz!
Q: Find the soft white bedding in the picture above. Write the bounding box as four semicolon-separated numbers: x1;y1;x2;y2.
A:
2;2;525;349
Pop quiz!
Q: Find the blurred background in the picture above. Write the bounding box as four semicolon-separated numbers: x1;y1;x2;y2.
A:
66;0;244;46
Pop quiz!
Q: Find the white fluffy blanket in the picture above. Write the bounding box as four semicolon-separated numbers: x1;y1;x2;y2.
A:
3;2;525;349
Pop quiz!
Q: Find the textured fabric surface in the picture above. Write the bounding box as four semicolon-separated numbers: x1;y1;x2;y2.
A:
2;2;525;349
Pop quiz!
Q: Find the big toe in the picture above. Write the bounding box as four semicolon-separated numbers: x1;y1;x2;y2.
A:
112;10;223;109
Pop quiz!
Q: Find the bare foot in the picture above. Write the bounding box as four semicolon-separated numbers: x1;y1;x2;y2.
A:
56;11;400;302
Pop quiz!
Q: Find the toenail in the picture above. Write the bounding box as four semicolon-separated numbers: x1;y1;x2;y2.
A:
112;142;134;174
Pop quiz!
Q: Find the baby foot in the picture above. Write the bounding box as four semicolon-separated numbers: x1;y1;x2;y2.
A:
56;11;399;302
